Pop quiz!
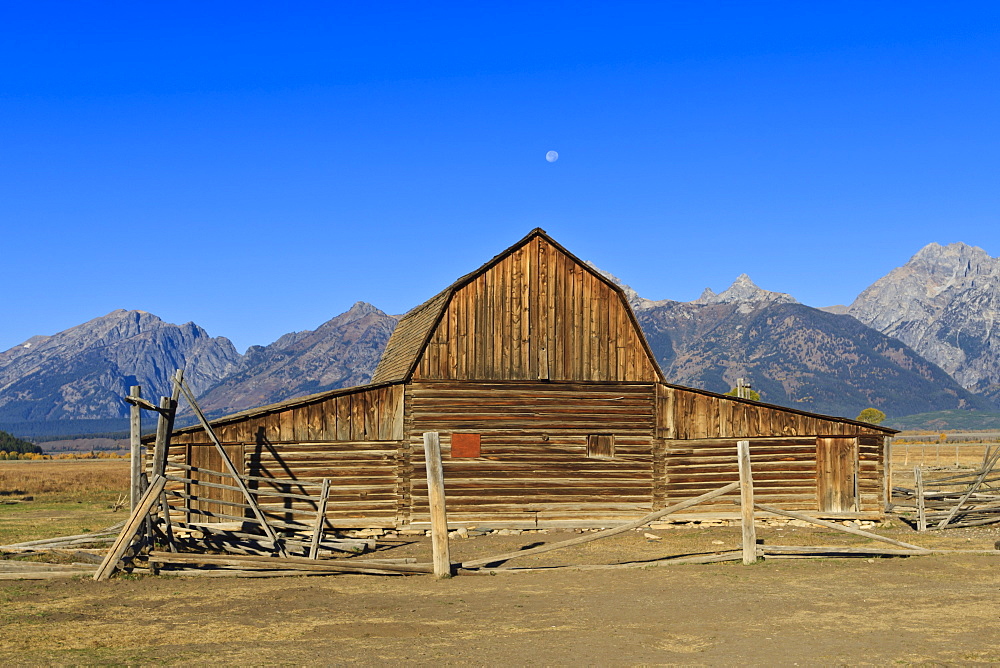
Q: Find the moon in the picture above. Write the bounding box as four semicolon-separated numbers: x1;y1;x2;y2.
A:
545;150;559;163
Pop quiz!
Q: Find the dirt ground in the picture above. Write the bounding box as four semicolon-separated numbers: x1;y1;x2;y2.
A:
3;458;1000;665
3;526;1000;665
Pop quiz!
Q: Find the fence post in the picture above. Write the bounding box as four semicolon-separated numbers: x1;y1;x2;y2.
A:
309;478;332;559
737;440;757;564
914;466;926;532
423;432;452;578
129;386;142;511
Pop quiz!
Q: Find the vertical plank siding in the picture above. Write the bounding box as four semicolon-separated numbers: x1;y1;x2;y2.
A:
656;385;887;440
170;384;404;445
413;236;661;383
185;443;246;524
407;381;657;526
857;436;885;513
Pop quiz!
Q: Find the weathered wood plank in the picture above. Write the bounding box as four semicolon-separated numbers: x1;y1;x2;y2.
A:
129;386;142;510
753;503;928;551
95;475;167;581
738;440;757;564
422;432;452;578
148;551;434;575
461;481;740;568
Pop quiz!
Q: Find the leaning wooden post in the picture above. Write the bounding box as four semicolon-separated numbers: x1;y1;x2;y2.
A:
152;370;183;538
423;432;452;578
95;475;167;581
309;478;332;559
461;481;741;570
152;375;181;477
754;503;929;552
152;394;179;551
737;440;757;564
914;466;926;532
129;386;142;511
151;393;176;478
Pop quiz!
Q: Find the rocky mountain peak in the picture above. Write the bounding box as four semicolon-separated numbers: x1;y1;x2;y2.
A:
694;274;798;306
908;242;997;280
0;309;241;421
340;301;384;320
194;302;399;416
850;242;1000;401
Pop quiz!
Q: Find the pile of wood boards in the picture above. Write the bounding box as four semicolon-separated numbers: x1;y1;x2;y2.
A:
0;523;122;555
168;521;374;558
0;524;126;580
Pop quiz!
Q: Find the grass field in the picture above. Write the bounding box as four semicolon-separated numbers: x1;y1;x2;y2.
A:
890;441;998;471
0;459;129;545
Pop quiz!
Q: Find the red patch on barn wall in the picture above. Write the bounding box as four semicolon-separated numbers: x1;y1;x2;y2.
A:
451;433;481;458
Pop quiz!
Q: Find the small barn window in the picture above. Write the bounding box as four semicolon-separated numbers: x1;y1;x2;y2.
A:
588;434;615;459
451;433;481;458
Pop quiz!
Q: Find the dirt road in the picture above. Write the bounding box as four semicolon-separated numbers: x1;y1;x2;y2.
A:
3;549;999;665
3;459;1000;664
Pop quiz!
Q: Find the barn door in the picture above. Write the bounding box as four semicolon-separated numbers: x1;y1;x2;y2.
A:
816;437;858;513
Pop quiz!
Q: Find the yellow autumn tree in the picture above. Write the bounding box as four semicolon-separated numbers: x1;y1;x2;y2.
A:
856;407;886;425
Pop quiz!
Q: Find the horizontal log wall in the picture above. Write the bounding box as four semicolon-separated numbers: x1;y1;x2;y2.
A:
859;436;886;513
657;384;889;440
161;440;405;528
162;385;407;528
244;440;404;528
158;380;891;528
407;381;657;526
663;436;885;515
414;235;660;383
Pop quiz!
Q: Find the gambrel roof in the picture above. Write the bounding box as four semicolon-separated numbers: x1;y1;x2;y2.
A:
156;228;895;441
371;228;666;384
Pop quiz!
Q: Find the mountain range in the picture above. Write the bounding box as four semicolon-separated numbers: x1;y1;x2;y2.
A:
194;302;398;416
849;242;1000;405
0;311;241;421
2;241;1000;433
633;280;987;419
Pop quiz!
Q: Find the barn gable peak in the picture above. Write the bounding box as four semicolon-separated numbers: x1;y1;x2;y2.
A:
372;229;664;384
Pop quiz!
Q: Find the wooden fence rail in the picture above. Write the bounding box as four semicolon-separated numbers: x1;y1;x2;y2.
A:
461;481;741;570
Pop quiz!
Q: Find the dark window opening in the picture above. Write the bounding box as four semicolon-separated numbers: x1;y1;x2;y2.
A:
588;434;615;459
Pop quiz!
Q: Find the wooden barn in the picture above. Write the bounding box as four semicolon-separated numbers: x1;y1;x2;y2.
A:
158;229;897;530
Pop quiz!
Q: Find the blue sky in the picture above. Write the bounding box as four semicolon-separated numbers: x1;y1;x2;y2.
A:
3;2;999;353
